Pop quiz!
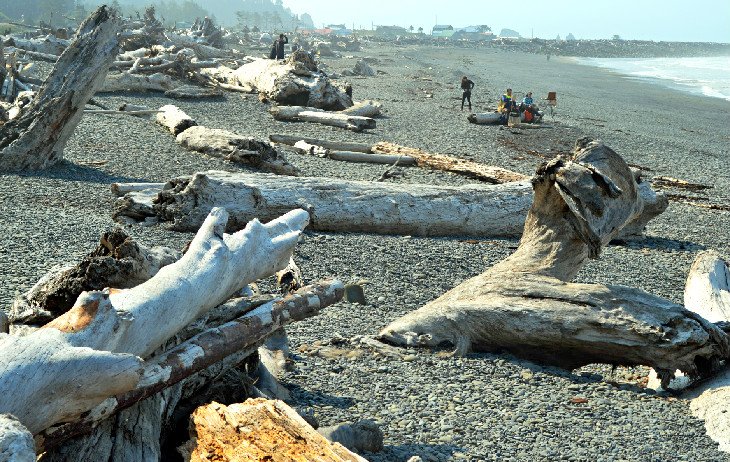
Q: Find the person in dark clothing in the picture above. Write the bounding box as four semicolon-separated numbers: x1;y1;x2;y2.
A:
275;34;288;60
461;76;475;111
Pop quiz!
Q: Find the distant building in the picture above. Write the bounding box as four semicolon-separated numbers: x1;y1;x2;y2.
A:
566;33;576;41
327;24;346;31
432;24;454;38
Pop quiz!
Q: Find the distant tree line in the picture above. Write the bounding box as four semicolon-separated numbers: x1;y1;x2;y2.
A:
0;0;76;26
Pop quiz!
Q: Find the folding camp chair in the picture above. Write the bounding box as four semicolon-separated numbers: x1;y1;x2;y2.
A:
545;91;557;118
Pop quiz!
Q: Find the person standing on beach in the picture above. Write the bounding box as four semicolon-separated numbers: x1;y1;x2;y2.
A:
276;33;288;60
461;76;475;111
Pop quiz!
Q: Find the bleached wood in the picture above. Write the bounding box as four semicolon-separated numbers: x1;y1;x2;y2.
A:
113;168;666;239
372;142;528;184
378;139;728;387
685;251;730;323
5;35;68;56
269;133;373;153
111;182;167;197
101;72;177;92
0;206;309;437
179;400;367;462
292;140;415;165
176;126;297;175
156;104;198;136
341;100;382;117
37;280;343;452
270;105;376;132
0;414;35;462
0;7;120;170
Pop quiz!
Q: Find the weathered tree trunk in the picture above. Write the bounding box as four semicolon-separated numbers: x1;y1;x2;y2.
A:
0;206;309;435
0;7;120;170
179;400;367;462
340;100;382;117
372;142;528;184
176;126;297;175
113;168;666;239
270;105;376;132
378;139;728;388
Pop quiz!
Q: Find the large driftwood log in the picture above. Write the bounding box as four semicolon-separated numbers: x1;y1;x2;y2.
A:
270;105;376;132
0;414;35;462
0;207;309;435
293;140;417;166
378;139;728;387
179;400;367;462
10;228;179;325
113;168;666;239
214;50;352;110
101;72;177;92
176;126;297;175
0;7;120;170
156;104;198;136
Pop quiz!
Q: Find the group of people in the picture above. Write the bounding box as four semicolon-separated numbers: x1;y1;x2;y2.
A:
460;77;543;124
269;33;289;60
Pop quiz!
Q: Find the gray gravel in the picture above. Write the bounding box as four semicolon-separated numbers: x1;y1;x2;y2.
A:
2;44;730;461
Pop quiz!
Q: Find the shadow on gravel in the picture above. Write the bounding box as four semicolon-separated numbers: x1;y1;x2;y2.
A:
287;384;357;409
365;443;464;462
610;236;706;252
11;161;149;185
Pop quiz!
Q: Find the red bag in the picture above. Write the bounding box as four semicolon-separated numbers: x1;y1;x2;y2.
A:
524;110;534;123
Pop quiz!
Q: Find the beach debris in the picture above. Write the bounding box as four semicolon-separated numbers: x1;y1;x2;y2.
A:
155;104;296;175
652;176;712;191
111;165;665;240
0;6;119;170
377;139;726;389
270;134;373;153
293;140;416;166
352;59;376;76
0;206;345;459
178;399;367;462
205;50;352;110
270;105;376;132
341;100;383;117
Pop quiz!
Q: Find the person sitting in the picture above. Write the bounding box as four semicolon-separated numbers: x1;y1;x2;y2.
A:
498;88;516;114
522;92;534;107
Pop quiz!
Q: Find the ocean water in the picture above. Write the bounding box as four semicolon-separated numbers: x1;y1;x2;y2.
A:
577;56;730;102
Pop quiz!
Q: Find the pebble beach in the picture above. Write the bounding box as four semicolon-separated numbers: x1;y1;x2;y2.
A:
2;43;730;461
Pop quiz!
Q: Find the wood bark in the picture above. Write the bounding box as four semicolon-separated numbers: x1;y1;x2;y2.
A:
0;206;309;435
113;168;665;239
270;105;376;132
378;139;729;387
372;142;528;184
0;7;120;170
179;399;367;462
175;126;297;175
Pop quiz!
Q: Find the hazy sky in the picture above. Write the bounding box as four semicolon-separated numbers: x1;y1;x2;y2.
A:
282;0;730;43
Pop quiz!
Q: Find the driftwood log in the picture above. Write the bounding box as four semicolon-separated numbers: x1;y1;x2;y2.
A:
112;167;666;239
681;252;730;453
270;105;376;132
179;400;367;462
293;140;417;166
269;134;530;184
0;206;308;439
0;7;120;170
377;139;728;388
